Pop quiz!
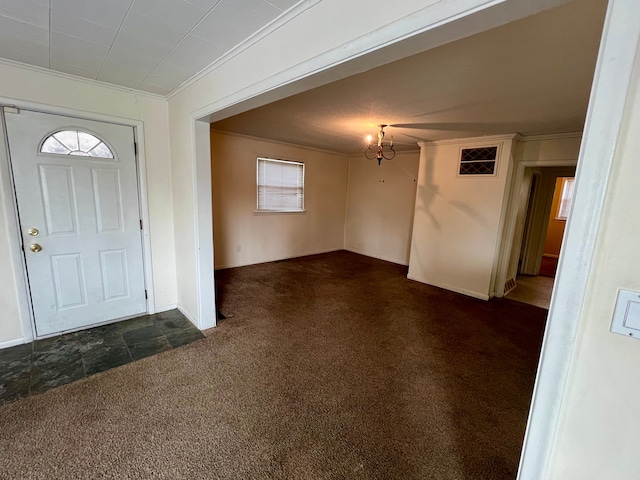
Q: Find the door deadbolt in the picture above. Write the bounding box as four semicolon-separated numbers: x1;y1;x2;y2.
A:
29;243;42;253
28;228;39;236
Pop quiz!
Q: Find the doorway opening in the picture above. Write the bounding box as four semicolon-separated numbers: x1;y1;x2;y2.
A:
506;166;576;309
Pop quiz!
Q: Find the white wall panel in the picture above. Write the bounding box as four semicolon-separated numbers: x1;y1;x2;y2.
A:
345;151;420;266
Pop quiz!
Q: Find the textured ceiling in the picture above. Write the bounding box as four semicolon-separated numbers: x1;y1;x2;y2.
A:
0;0;301;95
0;0;608;151
212;0;607;153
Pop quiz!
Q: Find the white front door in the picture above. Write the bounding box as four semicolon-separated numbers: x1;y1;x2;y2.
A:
4;108;147;337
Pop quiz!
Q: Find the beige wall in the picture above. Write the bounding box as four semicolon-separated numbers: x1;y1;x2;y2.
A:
408;136;515;300
211;131;348;269
167;0;449;320
344;151;419;265
166;0;552;324
0;62;175;344
547;47;640;480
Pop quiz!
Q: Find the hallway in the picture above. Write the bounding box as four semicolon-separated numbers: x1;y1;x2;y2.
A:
506;275;554;309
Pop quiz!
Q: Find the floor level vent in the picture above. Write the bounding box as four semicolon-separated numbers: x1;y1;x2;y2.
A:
504;277;517;294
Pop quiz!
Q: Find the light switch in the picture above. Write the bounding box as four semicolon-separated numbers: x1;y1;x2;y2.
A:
610;289;640;339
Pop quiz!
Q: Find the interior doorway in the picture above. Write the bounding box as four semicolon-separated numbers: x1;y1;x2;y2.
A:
506;166;576;309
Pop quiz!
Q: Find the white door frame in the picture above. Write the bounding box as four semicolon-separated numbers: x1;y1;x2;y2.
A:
184;0;637;478
518;0;640;477
0;99;157;342
519;165;576;277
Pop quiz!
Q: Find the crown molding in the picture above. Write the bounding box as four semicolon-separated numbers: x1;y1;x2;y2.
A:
167;0;323;100
418;133;521;147
0;57;166;100
517;131;582;142
413;131;583;149
210;128;348;157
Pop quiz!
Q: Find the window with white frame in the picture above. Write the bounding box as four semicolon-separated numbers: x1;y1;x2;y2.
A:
257;157;305;212
556;177;575;220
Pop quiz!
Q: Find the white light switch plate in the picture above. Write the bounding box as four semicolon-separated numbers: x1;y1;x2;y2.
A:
611;289;640;339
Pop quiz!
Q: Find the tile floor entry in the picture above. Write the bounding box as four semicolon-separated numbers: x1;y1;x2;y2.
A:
0;309;204;403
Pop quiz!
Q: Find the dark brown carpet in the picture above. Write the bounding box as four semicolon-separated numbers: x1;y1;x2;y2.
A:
0;251;546;479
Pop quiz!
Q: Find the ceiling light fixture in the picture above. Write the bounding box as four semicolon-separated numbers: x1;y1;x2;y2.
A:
365;124;395;165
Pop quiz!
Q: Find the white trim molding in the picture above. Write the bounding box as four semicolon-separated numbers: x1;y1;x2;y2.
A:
167;0;324;99
517;0;640;478
193;120;216;330
517;131;582;143
418;132;520;147
0;58;164;100
0;338;27;350
407;274;490;301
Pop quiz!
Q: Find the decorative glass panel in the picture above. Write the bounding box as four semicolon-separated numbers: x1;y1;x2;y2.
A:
460;146;498;162
459;146;498;176
41;130;114;159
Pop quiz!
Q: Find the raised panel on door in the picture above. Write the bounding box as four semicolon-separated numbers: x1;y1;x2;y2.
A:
99;249;130;301
3;108;147;337
51;253;88;310
39;164;78;236
92;168;124;233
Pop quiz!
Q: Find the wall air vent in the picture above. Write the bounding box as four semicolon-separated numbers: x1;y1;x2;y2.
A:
459;146;498;175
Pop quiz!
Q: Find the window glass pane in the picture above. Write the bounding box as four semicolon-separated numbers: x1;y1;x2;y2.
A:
78;131;101;151
89;142;114;159
257;158;304;212
41;136;71;154
41;130;114;159
557;177;575;219
53;130;79;151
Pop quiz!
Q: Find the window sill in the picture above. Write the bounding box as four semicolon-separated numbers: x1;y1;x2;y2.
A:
254;210;307;215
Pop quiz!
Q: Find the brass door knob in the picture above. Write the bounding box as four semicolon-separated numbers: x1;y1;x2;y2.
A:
29;244;42;253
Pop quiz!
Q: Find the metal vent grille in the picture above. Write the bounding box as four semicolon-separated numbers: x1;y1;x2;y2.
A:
504;277;517;294
459;146;498;175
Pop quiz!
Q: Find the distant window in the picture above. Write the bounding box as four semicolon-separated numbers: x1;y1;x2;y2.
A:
41;130;114;159
459;146;498;175
556;177;575;220
256;157;304;212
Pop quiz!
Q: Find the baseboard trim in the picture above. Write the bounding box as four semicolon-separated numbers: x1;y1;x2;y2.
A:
154;303;178;314
0;337;26;350
406;274;490;301
214;247;343;270
176;303;199;329
343;247;409;266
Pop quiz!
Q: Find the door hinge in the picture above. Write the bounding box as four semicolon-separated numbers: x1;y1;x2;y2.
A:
145;289;148;299
134;141;138;155
140;219;143;230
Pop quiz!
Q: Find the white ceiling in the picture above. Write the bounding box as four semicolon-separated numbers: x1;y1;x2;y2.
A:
0;0;607;152
0;0;301;95
212;0;608;153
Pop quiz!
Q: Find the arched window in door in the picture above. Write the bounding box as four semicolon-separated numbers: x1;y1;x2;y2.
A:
40;130;114;159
